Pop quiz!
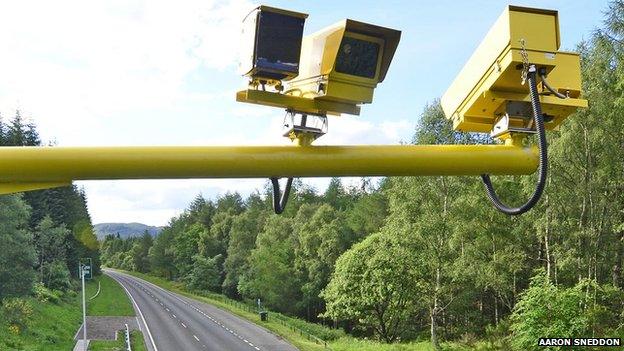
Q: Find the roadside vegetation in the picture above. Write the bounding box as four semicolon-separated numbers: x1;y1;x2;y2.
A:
0;273;144;350
0;283;84;350
0;113;100;349
86;274;146;350
88;275;134;316
102;3;624;349
89;330;146;351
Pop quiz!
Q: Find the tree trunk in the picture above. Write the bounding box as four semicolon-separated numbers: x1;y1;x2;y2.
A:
613;230;623;288
431;307;440;351
430;267;441;351
494;295;499;326
544;229;551;280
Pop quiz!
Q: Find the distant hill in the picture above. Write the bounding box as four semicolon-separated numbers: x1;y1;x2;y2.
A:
94;223;164;240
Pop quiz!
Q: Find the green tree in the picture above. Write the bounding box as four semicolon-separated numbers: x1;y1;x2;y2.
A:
346;191;388;241
33;216;70;289
132;230;153;273
149;225;177;279
223;199;267;297
511;271;624;350
239;215;301;315
186;254;223;292
296;204;353;321
0;195;36;298
322;230;422;343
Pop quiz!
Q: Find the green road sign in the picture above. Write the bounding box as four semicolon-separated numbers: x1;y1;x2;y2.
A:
79;258;92;280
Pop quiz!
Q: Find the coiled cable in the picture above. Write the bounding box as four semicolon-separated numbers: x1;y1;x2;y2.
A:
480;65;547;215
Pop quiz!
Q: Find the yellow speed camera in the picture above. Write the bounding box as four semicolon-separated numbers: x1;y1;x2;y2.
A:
236;6;400;117
288;19;401;108
239;6;308;83
441;6;587;136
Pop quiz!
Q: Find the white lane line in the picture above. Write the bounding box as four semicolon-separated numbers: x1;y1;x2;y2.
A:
193;335;200;342
113;271;261;350
107;272;159;351
172;314;177;319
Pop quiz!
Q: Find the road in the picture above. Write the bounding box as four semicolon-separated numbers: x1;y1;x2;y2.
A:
105;269;298;351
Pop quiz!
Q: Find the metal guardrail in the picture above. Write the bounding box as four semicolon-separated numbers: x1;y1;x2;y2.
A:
124;324;132;351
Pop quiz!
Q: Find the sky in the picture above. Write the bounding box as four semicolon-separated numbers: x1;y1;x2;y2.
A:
0;0;610;226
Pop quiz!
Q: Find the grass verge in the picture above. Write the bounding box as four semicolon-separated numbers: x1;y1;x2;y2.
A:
0;274;145;351
87;274;135;316
89;330;146;351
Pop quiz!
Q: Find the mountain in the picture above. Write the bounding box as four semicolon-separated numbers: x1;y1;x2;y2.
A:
94;222;164;240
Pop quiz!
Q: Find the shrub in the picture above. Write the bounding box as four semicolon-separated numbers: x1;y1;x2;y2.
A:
510;270;624;351
42;261;71;291
1;298;34;332
32;282;61;304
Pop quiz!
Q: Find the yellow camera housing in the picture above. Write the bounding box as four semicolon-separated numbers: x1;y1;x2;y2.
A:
236;13;400;116
239;6;308;82
441;5;588;134
287;20;400;109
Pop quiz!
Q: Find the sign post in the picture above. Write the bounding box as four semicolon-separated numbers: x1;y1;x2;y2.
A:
79;258;92;351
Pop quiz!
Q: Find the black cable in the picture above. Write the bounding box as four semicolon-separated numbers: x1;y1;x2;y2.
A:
480;65;548;215
270;177;293;214
538;68;568;99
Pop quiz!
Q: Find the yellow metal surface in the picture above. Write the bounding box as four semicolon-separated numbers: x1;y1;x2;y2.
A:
236;18;400;116
289;19;400;106
236;89;360;115
441;5;586;134
0;145;538;194
0;181;71;194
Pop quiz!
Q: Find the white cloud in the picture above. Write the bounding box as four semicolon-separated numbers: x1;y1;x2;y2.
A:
0;0;257;143
0;0;415;226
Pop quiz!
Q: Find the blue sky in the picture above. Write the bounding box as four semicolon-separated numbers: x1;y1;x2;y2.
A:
0;0;609;225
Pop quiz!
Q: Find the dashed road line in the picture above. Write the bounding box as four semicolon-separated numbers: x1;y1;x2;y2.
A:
115;271;263;351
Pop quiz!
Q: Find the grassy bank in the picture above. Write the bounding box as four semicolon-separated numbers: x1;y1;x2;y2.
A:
0;284;88;350
0;275;145;351
116;270;474;351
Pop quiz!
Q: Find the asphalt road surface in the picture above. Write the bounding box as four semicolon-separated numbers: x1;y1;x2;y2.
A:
105;269;298;351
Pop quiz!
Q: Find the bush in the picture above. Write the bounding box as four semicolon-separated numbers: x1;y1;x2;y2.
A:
510;270;624;351
1;298;34;332
32;282;62;304
42;261;71;291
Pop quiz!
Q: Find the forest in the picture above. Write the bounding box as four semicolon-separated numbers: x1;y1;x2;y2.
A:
100;3;624;349
0;111;100;345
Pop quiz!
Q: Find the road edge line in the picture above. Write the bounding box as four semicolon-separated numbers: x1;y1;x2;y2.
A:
106;271;159;351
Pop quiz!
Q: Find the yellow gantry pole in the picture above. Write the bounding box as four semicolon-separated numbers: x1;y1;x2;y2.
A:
0;145;538;194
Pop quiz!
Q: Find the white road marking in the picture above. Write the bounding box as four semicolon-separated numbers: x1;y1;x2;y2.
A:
112;271;263;350
193;335;200;342
106;272;159;351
